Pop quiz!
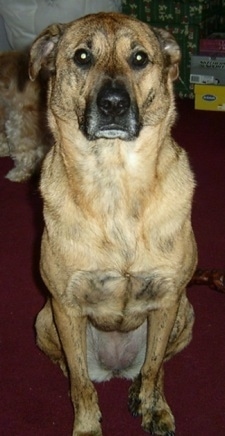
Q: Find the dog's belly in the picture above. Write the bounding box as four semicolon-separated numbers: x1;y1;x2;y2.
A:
86;321;147;381
65;270;159;380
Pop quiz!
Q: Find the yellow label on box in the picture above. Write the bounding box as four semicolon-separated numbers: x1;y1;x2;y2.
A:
194;84;225;111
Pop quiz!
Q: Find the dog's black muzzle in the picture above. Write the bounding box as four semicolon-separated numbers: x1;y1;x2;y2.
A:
82;80;140;141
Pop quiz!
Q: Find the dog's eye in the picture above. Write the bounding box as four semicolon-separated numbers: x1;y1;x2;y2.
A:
74;49;92;67
131;51;149;69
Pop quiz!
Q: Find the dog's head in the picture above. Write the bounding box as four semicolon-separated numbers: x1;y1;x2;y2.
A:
29;13;180;142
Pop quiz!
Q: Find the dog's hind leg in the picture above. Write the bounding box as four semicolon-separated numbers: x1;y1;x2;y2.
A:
35;298;68;376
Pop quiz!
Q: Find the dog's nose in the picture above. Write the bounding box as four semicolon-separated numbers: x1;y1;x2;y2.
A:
97;84;131;117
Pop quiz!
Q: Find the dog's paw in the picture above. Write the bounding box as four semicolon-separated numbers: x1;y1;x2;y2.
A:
73;414;102;436
128;374;142;417
142;406;175;436
72;387;102;436
5;167;31;182
128;375;175;435
73;428;102;436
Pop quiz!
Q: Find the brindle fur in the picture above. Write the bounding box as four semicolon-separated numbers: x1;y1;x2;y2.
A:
29;12;197;436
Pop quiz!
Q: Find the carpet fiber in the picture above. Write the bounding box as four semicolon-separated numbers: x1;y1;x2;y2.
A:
1;99;225;435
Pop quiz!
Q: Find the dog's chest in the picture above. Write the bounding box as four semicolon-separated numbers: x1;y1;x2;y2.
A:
61;197;160;332
79;144;150;215
43;146;171;330
66;269;170;332
80;149;150;251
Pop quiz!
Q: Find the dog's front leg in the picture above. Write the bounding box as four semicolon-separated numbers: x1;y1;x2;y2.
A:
52;298;102;436
130;304;178;435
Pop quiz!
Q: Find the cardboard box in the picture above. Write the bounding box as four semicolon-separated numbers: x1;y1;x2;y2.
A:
194;84;225;110
190;55;225;85
200;33;225;53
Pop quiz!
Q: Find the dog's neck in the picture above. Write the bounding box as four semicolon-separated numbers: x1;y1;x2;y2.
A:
48;121;173;222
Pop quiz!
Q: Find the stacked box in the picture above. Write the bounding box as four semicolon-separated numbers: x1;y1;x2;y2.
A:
194;84;225;110
122;1;221;97
190;55;225;85
152;18;219;97
200;33;225;54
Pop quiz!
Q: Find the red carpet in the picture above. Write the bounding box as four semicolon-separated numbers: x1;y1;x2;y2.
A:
1;99;225;435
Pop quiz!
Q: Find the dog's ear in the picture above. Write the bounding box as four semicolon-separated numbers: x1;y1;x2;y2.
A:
152;28;181;81
29;23;66;81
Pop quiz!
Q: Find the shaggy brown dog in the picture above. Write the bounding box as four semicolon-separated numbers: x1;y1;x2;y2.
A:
29;12;197;435
0;51;51;181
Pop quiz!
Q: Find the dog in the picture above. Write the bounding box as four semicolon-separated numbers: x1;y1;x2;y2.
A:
29;12;197;435
0;51;52;182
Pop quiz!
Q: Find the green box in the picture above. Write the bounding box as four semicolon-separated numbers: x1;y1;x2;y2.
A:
122;1;220;25
219;0;225;30
122;1;220;97
151;17;219;97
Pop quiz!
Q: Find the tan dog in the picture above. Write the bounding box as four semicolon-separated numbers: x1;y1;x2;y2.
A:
29;12;197;436
0;51;51;181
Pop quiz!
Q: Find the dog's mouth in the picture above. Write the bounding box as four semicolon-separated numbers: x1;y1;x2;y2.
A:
81;79;141;141
95;125;134;140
